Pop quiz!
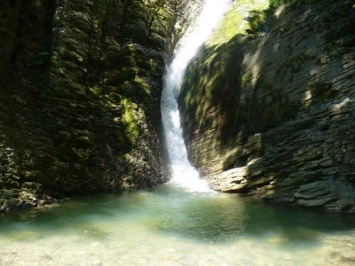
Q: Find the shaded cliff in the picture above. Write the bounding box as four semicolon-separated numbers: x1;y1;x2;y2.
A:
0;0;200;211
179;0;355;212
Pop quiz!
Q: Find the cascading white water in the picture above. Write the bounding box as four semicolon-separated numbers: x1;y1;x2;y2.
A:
161;0;231;191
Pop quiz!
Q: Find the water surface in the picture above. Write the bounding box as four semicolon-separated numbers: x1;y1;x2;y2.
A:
0;184;354;265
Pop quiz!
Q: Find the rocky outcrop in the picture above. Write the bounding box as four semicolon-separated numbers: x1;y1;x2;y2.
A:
0;0;198;211
179;0;355;212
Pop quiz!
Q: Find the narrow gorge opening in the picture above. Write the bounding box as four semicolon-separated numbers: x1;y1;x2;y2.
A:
161;0;230;191
0;0;354;264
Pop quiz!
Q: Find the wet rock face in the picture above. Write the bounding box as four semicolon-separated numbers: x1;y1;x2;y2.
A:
0;0;194;211
179;0;355;212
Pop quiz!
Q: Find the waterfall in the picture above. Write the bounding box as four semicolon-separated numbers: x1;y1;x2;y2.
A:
161;0;230;192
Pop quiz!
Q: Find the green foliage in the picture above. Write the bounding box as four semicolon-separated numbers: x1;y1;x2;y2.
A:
207;0;269;46
247;10;268;34
268;0;287;7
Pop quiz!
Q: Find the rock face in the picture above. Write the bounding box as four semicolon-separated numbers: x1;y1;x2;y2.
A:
179;0;355;212
0;0;198;211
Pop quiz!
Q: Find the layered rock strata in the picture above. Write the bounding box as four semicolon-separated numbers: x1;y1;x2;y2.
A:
0;0;198;211
179;0;355;212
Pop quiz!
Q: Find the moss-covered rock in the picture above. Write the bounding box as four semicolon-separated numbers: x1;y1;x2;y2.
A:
0;0;200;212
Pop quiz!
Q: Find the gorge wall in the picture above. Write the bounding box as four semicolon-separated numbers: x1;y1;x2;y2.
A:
179;0;355;212
0;0;200;211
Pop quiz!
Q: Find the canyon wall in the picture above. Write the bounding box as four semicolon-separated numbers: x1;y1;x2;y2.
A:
179;0;355;212
0;0;200;211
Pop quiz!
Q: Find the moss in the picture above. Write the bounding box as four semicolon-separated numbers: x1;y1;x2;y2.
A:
268;0;288;8
51;57;63;69
241;72;253;90
89;86;101;96
246;10;268;35
207;0;269;47
121;98;141;144
149;58;159;76
134;76;151;95
120;66;138;79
